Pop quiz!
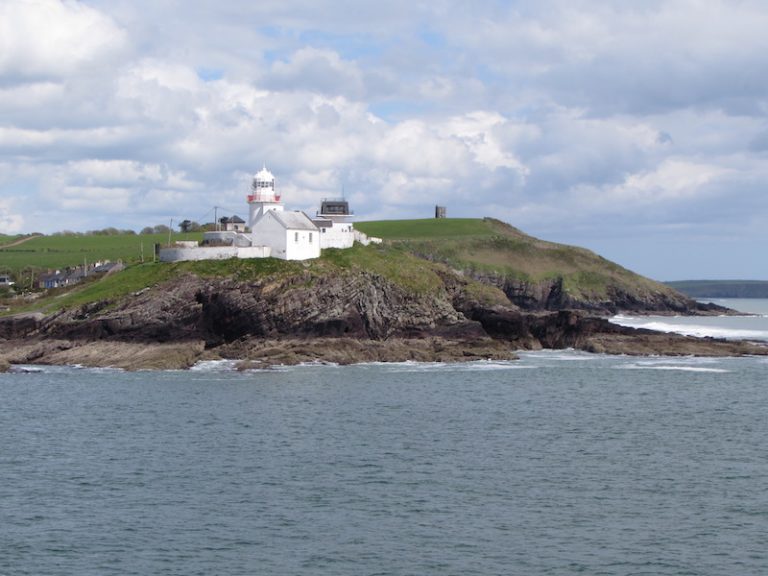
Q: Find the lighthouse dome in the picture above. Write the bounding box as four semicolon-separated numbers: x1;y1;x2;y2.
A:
254;165;274;182
252;165;275;193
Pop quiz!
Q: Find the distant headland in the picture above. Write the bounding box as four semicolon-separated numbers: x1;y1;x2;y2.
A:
665;280;768;299
2;216;766;371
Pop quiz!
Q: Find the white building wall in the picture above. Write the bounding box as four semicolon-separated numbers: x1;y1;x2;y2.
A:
251;211;320;261
236;246;273;258
285;228;321;260
248;202;283;229
160;246;238;262
319;223;355;249
251;213;287;258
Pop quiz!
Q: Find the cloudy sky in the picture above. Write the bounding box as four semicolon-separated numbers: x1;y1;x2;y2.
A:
1;0;766;280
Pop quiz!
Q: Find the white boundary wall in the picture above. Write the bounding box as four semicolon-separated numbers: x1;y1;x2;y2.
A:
159;245;271;262
354;230;382;246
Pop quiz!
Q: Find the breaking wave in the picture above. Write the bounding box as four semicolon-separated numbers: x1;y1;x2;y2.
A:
611;315;768;341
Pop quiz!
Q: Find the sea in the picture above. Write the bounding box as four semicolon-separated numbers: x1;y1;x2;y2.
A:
2;300;768;575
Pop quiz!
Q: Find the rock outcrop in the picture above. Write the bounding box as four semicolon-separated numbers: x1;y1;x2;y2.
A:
463;271;724;315
1;266;765;370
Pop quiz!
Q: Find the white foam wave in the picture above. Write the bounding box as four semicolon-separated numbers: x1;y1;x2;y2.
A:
374;359;531;373
610;318;768;341
618;364;730;373
7;363;124;374
518;350;600;362
8;364;48;373
633;356;721;366
190;359;239;372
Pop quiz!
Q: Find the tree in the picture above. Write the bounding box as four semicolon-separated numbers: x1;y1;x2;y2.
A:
140;225;171;235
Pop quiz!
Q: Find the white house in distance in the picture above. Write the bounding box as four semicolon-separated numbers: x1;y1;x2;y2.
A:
159;166;378;263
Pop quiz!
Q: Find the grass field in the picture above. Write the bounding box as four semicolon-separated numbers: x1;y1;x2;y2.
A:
0;232;202;274
2;219;493;275
356;218;497;239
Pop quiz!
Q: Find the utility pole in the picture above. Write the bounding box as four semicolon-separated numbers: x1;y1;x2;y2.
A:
214;206;219;231
168;218;173;246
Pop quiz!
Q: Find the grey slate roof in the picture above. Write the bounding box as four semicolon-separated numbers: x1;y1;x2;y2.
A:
270;210;318;231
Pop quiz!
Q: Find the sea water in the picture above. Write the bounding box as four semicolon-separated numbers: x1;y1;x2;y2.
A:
2;308;768;575
612;298;768;342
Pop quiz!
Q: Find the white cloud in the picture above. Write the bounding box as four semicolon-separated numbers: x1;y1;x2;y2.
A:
0;198;24;233
0;0;127;80
0;82;65;109
0;0;767;277
67;159;164;185
438;111;529;174
0;125;138;152
611;159;731;204
266;47;366;98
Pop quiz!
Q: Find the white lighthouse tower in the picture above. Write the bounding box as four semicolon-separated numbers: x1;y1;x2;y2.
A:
247;165;283;228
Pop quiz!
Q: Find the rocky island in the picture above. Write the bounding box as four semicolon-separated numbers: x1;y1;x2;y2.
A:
1;218;765;371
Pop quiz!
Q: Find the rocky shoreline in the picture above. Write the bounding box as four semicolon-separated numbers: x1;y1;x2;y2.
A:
2;311;765;372
1;270;765;372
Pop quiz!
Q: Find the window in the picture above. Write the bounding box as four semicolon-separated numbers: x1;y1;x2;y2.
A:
295;232;299;242
309;232;313;243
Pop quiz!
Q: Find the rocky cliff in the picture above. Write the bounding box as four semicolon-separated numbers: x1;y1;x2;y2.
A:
1;261;764;371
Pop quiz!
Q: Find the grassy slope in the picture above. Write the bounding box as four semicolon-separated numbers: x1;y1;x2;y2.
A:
4;217;679;315
357;218;679;301
9;240;499;316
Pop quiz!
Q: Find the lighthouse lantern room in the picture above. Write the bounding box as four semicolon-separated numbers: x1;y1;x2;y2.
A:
248;165;283;228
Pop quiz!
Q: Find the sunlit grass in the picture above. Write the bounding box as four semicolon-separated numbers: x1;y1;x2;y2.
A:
0;232;203;273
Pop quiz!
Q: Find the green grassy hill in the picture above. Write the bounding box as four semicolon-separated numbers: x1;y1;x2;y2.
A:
357;218;496;240
5;240;488;316
2;217;697;315
356;218;686;310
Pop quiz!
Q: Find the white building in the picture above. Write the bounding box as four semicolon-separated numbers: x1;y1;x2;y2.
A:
251;210;320;260
313;199;355;249
219;215;246;232
159;165;378;263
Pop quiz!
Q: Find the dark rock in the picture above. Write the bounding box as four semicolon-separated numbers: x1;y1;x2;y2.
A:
1;266;764;370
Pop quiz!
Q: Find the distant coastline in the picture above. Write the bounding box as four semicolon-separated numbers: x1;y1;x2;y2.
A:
665;280;768;299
